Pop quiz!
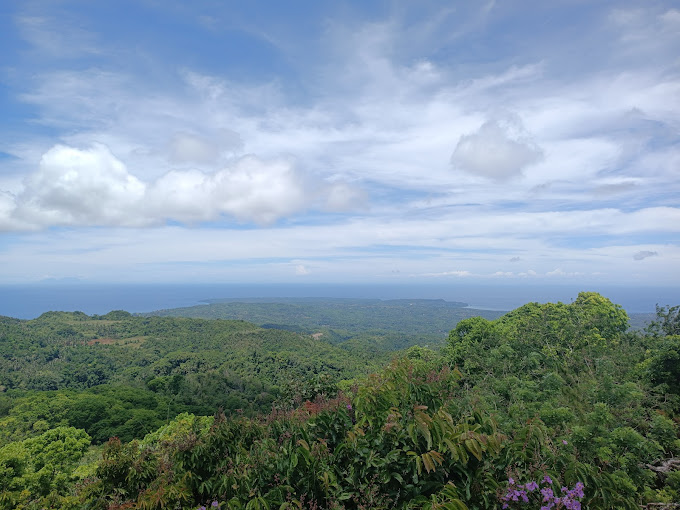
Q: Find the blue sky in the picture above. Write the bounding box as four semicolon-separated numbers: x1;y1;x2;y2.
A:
0;0;678;286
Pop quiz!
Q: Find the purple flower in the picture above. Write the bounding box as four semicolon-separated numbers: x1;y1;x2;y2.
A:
564;499;582;510
212;502;219;508
562;439;568;445
573;482;585;498
541;487;554;502
347;404;352;410
500;477;584;509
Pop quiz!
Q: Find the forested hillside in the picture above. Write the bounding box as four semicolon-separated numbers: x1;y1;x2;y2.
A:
145;298;506;351
0;293;679;509
0;312;382;445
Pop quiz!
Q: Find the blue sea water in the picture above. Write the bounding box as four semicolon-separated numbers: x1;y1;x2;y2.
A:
0;282;677;319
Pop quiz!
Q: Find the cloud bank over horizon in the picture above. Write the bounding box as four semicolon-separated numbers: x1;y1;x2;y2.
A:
0;1;678;286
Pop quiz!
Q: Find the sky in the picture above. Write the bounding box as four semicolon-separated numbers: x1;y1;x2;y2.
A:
0;0;678;287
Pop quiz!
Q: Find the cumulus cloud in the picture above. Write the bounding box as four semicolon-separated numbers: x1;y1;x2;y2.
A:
509;256;521;262
0;191;19;230
1;144;363;229
633;250;658;260
451;113;543;180
16;144;146;227
146;155;309;224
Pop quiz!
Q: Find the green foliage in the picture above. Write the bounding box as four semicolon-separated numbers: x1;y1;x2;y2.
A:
0;292;678;509
0;312;382;447
647;304;680;337
0;426;92;509
443;292;677;508
0;386;176;445
77;358;502;509
647;335;680;397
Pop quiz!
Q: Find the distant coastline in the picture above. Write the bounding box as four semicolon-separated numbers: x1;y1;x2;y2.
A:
0;282;677;320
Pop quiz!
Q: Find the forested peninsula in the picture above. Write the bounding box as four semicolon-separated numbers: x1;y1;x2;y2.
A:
0;292;679;509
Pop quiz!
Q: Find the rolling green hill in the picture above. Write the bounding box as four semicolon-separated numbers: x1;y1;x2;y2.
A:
0;311;382;446
145;297;507;351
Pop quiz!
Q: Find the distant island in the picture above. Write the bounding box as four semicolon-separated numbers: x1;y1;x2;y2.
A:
144;297;498;350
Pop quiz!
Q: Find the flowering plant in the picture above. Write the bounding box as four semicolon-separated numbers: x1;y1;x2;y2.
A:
196;502;220;510
500;475;585;510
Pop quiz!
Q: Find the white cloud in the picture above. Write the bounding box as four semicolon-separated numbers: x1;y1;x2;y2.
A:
660;8;680;28
546;269;585;278
1;144;364;229
0;191;20;230
1;2;678;286
16;144;146;227
451;113;543;180
420;270;472;278
517;270;537;277
147;154;309;224
295;264;311;275
0;221;677;285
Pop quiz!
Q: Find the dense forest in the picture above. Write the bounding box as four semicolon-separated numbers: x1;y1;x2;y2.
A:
0;292;679;509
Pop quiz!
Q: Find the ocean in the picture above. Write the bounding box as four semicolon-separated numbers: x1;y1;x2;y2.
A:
0;282;677;320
